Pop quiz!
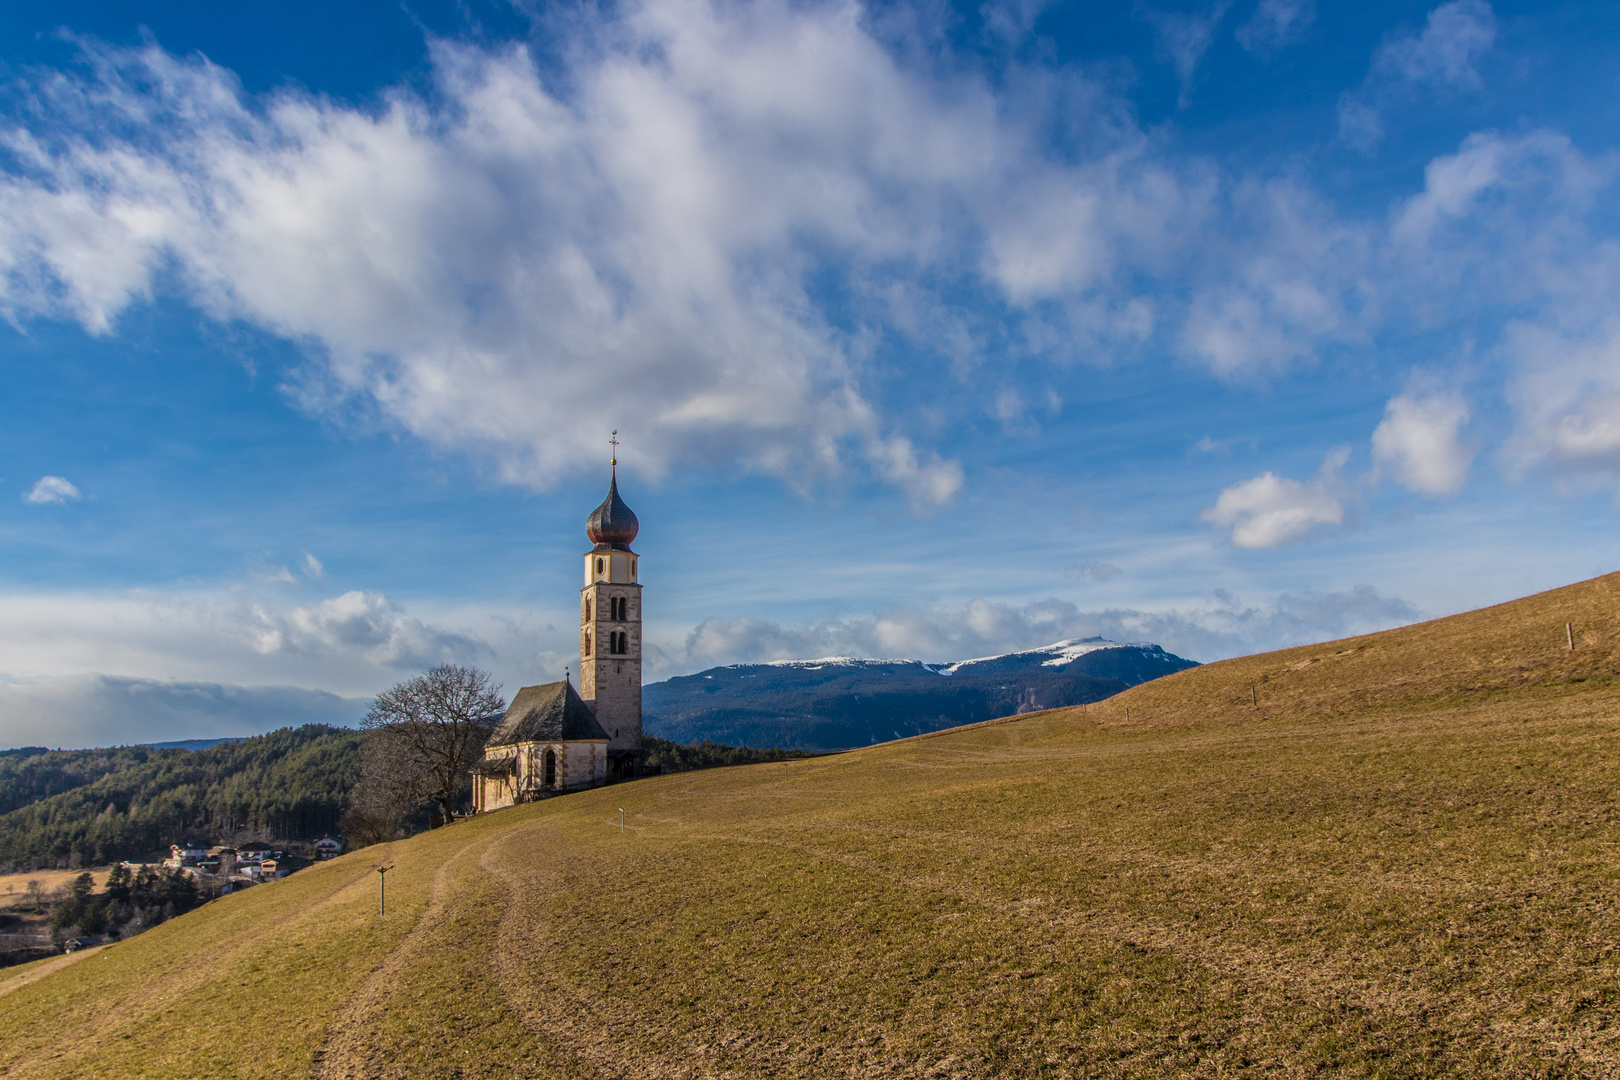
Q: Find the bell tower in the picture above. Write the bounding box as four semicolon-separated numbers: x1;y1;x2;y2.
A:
580;433;643;772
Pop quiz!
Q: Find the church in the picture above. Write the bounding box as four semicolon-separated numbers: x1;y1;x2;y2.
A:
471;451;645;811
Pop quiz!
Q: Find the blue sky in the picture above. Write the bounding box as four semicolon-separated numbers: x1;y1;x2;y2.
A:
2;0;1619;746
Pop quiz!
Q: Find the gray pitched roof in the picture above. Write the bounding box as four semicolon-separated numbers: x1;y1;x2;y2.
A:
487;681;608;746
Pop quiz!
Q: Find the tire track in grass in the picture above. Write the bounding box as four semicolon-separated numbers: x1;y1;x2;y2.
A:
0;856;395;1079
0;946;108;1001
311;836;493;1080
479;819;672;1079
481;816;805;1080
311;821;579;1080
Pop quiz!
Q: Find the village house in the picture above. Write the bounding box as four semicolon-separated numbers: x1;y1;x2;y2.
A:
165;843;207;868
236;841;274;864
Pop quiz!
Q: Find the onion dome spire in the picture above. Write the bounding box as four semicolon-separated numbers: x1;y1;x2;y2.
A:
586;431;639;550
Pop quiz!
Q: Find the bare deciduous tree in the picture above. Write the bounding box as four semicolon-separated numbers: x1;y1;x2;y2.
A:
341;736;432;847
358;664;504;828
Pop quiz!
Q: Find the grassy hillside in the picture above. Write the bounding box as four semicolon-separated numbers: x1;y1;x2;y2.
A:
4;574;1620;1077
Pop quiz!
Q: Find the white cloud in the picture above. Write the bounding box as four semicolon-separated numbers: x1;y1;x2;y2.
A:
1379;132;1620;489
0;589;499;694
246;591;486;669
1339;1;1497;152
0;19;1010;504
1501;319;1620;484
1200;446;1350;548
680;586;1420;667
0;675;366;750
0;0;1252;479
23;475;80;504
1143;4;1232;103
1179;179;1372;377
1236;0;1314;53
1336;99;1384;155
0;0;1610;520
1372;393;1472;495
1373;0;1497;89
1390;131;1608;258
301;552;324;579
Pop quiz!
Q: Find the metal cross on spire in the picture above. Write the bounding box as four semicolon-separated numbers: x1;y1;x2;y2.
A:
609;430;619;469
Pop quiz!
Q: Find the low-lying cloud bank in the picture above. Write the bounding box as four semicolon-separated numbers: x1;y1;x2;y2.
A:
0;583;1421;748
680;586;1422;669
0;674;367;750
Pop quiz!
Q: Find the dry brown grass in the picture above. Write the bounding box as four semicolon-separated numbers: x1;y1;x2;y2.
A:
4;573;1620;1078
0;868;111;908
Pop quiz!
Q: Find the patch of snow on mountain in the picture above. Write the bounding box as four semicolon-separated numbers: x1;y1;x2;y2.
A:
730;639;1165;675
938;637;1156;674
754;657;927;670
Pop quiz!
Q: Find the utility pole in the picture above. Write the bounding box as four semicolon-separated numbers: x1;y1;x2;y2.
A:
377;865;394;917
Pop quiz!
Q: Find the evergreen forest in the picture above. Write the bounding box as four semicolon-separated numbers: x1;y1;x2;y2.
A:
0;726;817;870
0;726;362;870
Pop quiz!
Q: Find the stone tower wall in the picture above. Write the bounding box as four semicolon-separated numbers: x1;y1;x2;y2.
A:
580;550;643;753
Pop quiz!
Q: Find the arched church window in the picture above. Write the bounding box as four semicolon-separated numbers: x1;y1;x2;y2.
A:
585;597;592;620
543;749;556;788
595;557;604;575
585;630;592;657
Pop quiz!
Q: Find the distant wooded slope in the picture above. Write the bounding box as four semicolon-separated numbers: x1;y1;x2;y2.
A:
0;726;362;870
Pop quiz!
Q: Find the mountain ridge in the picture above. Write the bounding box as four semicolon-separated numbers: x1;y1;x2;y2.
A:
643;637;1198;749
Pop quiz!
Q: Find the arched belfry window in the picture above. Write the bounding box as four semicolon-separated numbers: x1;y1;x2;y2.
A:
585;630;592;657
595;557;604;575
585;597;592;621
543;749;557;788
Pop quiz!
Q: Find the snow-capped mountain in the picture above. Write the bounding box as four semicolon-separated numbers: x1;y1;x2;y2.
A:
643;639;1197;751
935;638;1188;677
751;638;1187;677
